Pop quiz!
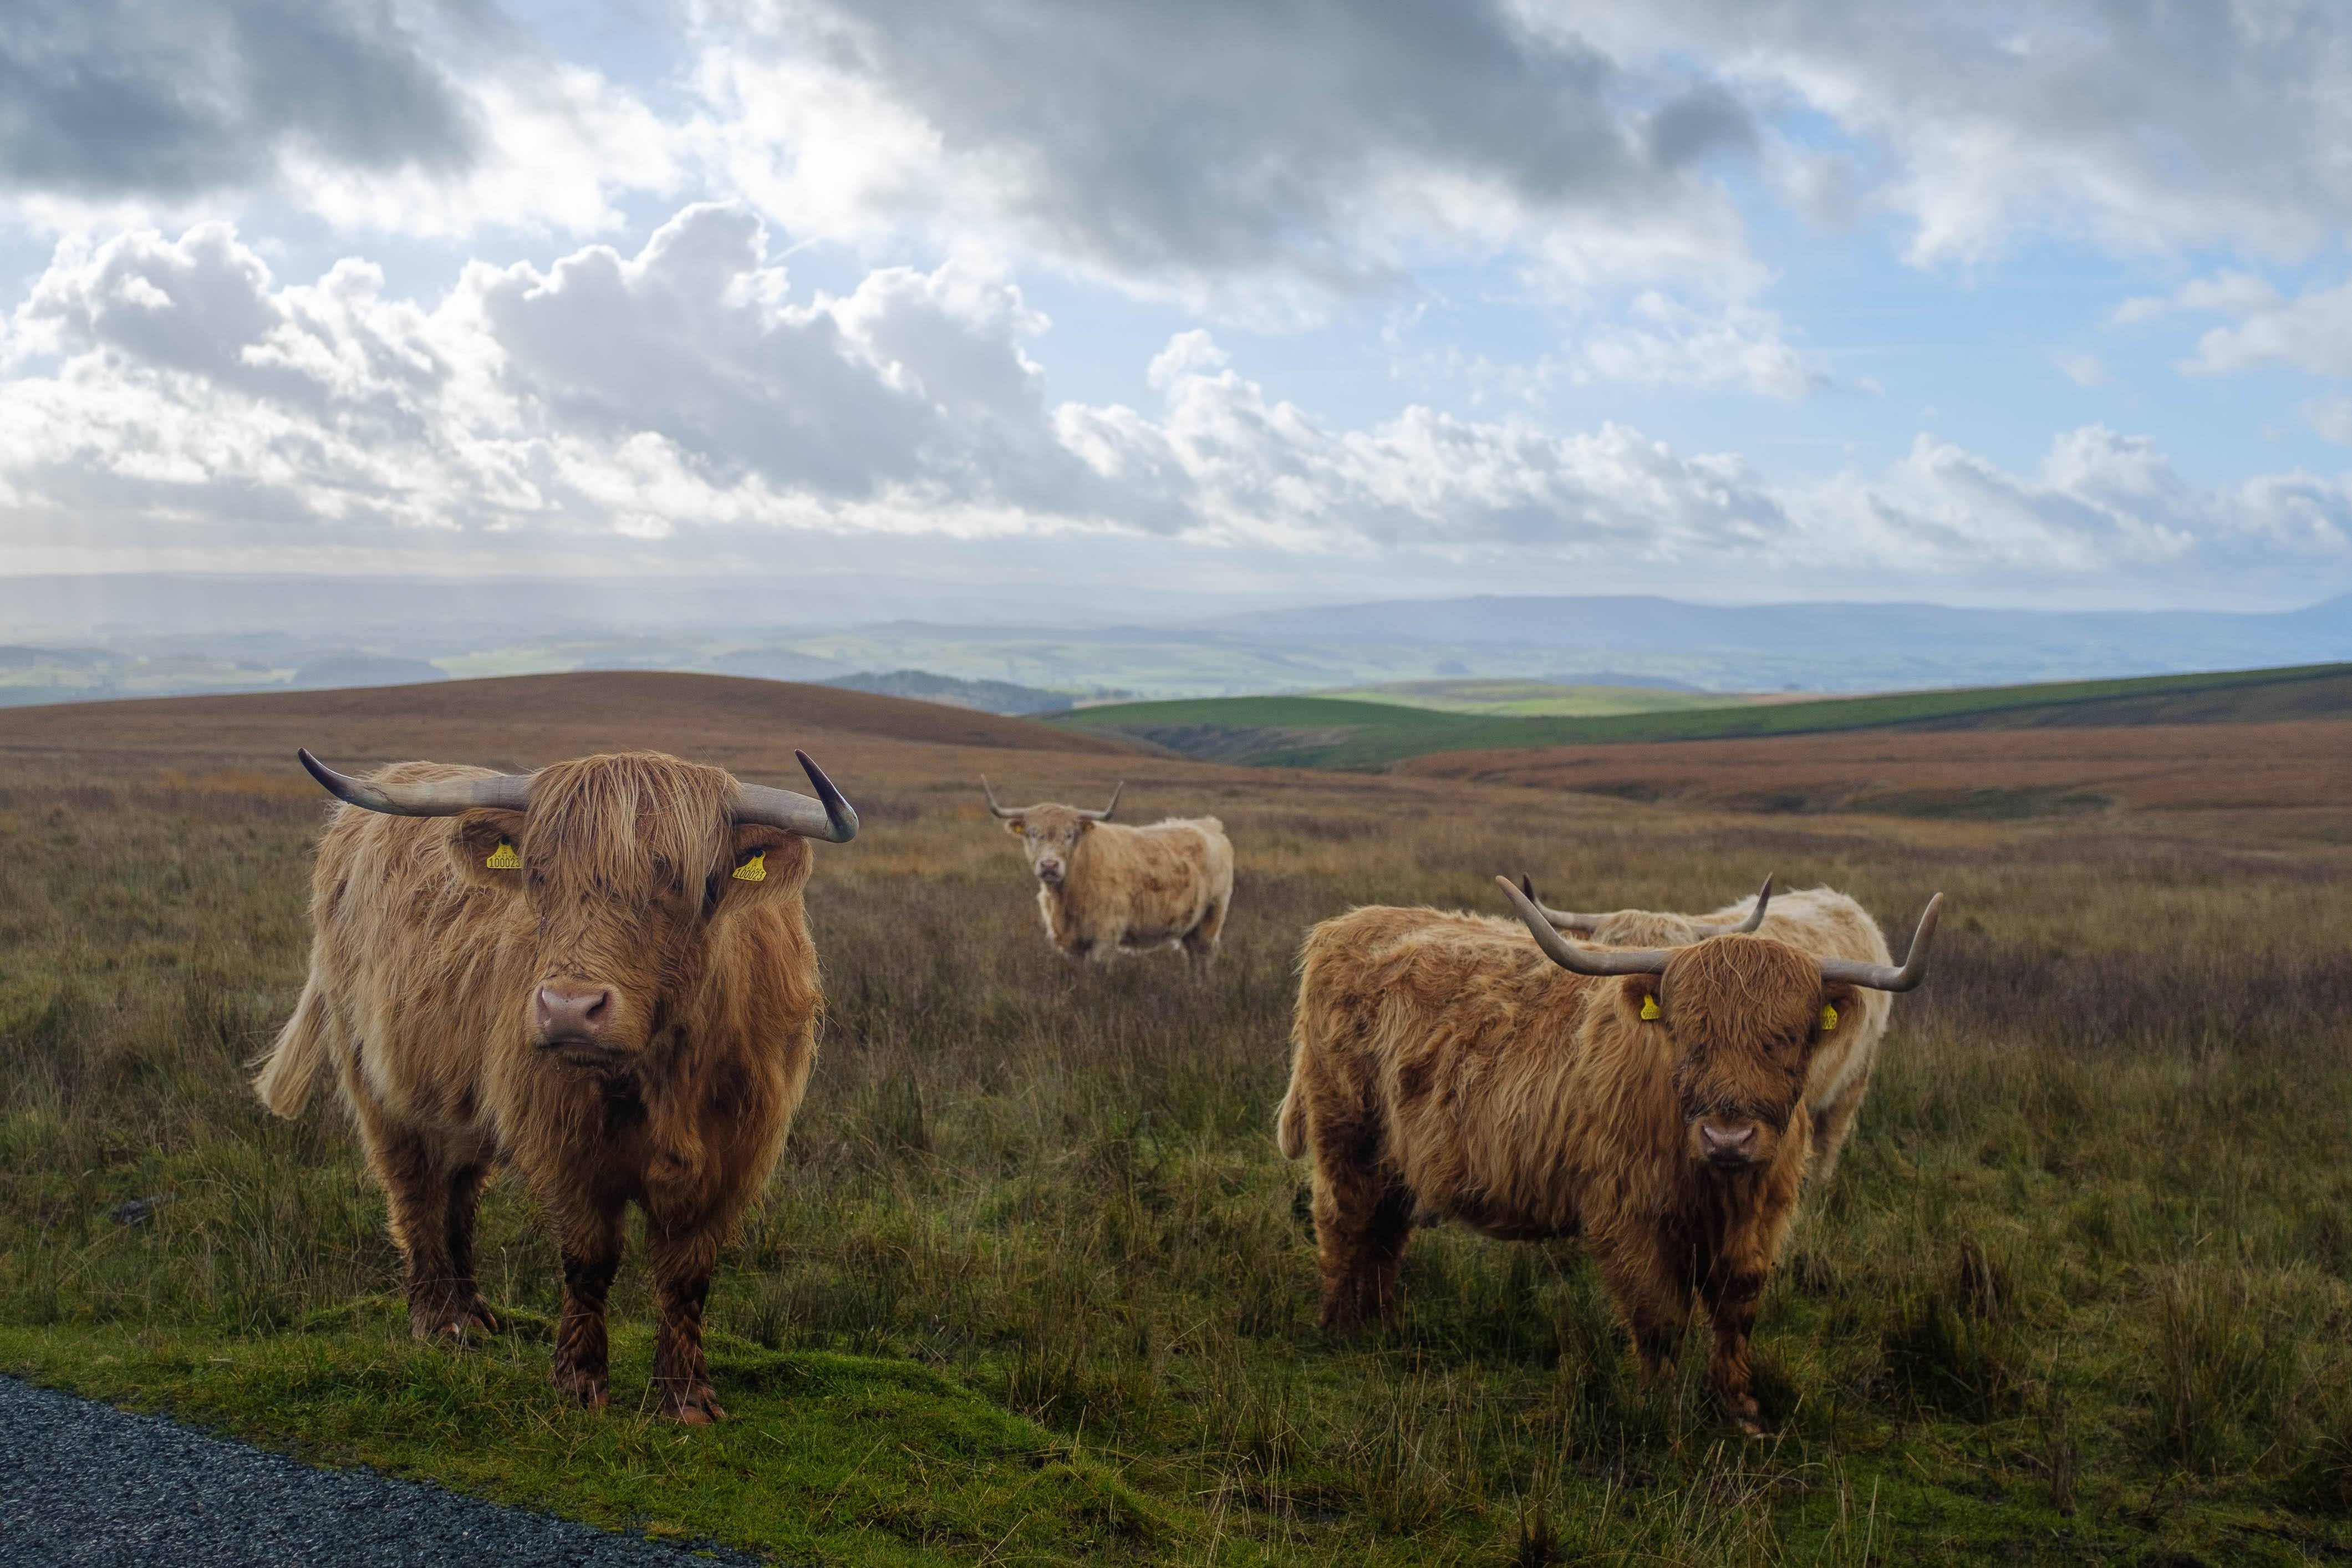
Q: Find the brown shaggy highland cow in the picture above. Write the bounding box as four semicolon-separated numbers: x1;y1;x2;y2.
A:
1276;877;1939;1430
982;778;1234;968
1519;874;1898;1187
252;747;856;1423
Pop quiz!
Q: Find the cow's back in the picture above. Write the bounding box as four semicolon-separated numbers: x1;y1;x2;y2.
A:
1091;816;1229;944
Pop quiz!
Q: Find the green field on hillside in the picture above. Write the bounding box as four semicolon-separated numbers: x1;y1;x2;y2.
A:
1325;679;1750;717
1058;661;2352;768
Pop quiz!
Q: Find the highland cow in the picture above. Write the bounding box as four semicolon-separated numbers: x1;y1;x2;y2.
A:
983;778;1234;968
1520;873;1898;1187
253;747;857;1423
1276;877;1939;1429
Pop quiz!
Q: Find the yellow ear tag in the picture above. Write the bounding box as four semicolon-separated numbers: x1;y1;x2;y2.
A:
1639;995;1661;1021
1820;1002;1839;1031
732;851;767;883
485;841;521;870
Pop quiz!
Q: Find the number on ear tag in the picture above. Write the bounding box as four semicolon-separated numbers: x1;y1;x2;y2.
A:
1820;1002;1839;1031
733;851;767;883
485;841;521;870
1639;995;1661;1021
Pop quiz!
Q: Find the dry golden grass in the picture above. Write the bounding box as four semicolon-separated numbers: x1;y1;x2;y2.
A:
4;674;2351;1564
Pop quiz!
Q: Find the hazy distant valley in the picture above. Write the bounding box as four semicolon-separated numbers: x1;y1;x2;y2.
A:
7;574;2352;713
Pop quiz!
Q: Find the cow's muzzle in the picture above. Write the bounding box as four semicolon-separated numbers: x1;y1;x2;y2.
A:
534;982;616;1051
1694;1117;1764;1170
1035;859;1066;885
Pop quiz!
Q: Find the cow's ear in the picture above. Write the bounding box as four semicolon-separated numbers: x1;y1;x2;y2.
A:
1076;817;1095;834
1814;980;1860;1046
712;823;812;912
1003;817;1027;837
1620;975;1663;1024
447;810;528;894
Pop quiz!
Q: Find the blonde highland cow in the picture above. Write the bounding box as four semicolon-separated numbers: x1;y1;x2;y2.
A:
983;778;1234;969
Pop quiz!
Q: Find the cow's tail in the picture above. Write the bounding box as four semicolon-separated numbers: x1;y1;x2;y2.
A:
253;973;332;1118
1275;1073;1310;1161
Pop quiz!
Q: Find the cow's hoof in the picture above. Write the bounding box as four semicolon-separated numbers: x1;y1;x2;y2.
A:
411;1305;482;1346
660;1386;727;1425
462;1298;501;1335
551;1363;609;1411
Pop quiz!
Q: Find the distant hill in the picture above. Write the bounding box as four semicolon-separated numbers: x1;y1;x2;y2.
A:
1056;661;2352;769
0;672;1142;778
290;654;446;689
11;579;2352;700
825;669;1071;716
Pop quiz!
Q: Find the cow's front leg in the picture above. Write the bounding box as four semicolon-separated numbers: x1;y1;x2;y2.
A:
358;1112;472;1342
445;1158;498;1335
1699;1260;1769;1435
1592;1230;1690;1387
551;1200;624;1411
645;1223;725;1423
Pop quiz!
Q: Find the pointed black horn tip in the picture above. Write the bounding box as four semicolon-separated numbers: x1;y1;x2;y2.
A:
795;749;859;842
297;747;345;797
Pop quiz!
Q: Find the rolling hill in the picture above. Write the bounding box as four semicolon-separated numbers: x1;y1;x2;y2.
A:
1054;661;2352;769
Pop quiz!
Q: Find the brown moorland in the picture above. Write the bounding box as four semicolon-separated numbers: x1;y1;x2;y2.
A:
3;673;2350;1564
1399;716;2352;838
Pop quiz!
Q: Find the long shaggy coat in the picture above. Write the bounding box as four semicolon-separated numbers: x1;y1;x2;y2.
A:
1277;906;1856;1428
254;752;823;1422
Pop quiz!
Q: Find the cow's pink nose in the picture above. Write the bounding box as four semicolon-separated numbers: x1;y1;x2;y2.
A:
535;984;613;1045
1699;1122;1758;1158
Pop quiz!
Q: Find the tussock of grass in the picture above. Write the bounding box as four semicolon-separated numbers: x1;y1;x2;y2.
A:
4;696;2352;1561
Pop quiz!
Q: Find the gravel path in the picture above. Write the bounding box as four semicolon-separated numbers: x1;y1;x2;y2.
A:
0;1376;763;1565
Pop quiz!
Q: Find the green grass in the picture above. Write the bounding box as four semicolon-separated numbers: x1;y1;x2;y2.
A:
0;1317;1186;1564
1057;661;2352;768
1322;680;1748;718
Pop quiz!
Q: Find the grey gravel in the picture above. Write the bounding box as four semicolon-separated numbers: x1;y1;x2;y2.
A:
0;1374;763;1565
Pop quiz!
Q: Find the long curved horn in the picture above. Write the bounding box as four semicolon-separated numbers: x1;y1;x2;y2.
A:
1688;875;1776;938
298;749;531;817
1818;893;1941;993
736;750;858;843
1520;873;1773;939
1078;782;1124;822
1497;875;1672;976
1520;874;1603;934
980;776;1027;819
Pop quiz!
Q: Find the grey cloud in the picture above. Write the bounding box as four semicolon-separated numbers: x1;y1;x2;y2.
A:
731;0;1752;296
0;0;481;200
1646;82;1755;168
1582;1;2352;262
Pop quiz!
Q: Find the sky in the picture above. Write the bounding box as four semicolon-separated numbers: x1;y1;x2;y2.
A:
6;0;2352;612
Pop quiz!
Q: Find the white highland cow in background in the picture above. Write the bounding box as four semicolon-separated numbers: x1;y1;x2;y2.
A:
984;778;1235;969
